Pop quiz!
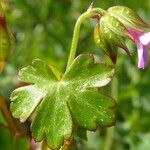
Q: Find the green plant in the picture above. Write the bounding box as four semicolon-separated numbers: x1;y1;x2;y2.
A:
0;2;150;150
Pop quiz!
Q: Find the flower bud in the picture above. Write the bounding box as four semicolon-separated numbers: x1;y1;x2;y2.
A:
107;6;150;69
0;4;15;62
94;14;131;63
94;23;118;63
107;6;150;29
100;14;130;55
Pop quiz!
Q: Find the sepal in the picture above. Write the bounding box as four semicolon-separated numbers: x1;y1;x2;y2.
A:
94;23;118;63
108;6;150;29
100;14;131;56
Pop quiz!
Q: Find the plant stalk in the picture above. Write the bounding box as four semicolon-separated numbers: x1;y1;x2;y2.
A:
0;92;17;135
102;76;118;150
66;8;106;69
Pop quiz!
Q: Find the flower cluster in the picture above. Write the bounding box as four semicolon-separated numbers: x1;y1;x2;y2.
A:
94;6;150;69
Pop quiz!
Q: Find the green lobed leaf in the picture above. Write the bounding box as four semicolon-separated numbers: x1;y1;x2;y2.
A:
48;64;63;80
107;6;150;29
10;55;116;149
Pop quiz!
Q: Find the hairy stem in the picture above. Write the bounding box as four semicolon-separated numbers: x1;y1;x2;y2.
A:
66;8;106;69
103;76;118;150
0;92;17;135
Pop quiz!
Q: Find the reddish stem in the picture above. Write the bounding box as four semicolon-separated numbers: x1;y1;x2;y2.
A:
0;92;17;135
0;61;5;73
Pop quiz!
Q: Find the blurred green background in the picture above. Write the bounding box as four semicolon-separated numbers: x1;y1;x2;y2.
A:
0;0;150;150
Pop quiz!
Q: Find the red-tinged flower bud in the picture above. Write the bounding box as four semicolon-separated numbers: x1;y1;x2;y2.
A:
107;6;150;29
94;14;131;64
100;14;131;56
94;23;118;63
0;4;15;63
108;6;150;69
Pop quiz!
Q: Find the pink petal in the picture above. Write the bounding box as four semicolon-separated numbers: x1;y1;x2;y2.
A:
126;27;149;69
139;32;150;46
137;42;148;69
126;27;143;42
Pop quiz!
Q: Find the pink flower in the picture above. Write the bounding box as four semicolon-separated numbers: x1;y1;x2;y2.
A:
127;27;150;69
